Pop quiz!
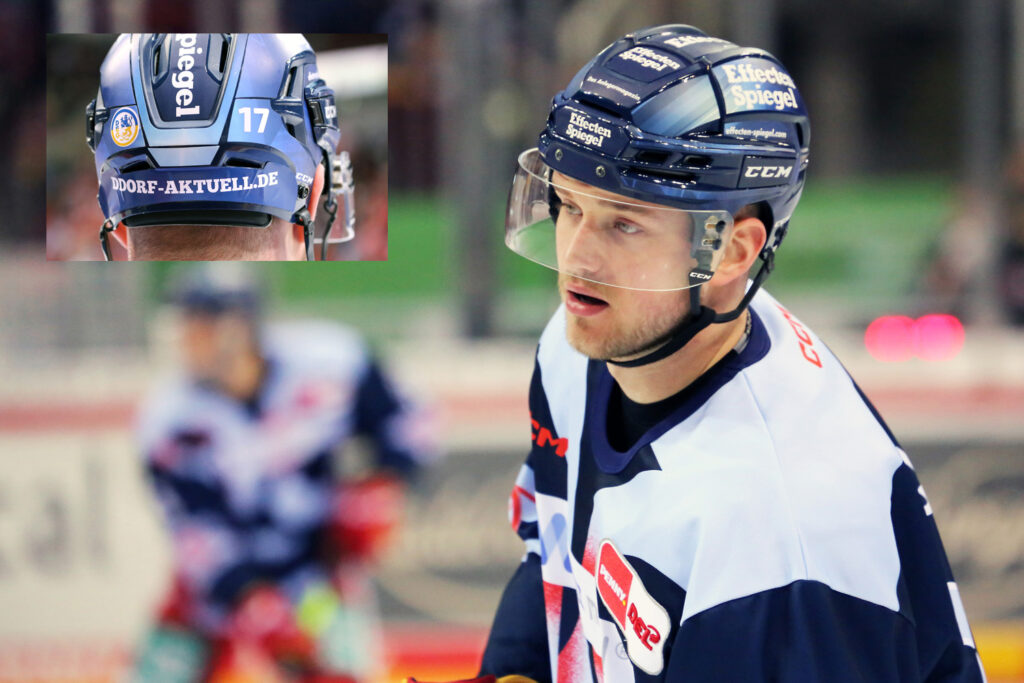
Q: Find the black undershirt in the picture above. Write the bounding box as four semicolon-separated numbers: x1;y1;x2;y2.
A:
606;314;751;452
606;374;704;452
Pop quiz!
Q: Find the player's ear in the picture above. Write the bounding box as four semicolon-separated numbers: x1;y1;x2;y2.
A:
290;220;307;259
289;165;325;260
307;163;325;221
711;216;766;285
111;222;129;250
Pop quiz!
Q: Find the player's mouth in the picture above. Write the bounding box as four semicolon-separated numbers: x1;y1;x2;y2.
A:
564;283;610;317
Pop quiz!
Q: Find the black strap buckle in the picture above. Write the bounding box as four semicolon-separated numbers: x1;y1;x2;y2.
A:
294;207;314;261
99;219;115;261
85;99;97;151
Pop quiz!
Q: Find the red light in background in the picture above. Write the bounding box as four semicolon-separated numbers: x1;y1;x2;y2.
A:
864;314;965;362
914;314;965;361
865;315;917;362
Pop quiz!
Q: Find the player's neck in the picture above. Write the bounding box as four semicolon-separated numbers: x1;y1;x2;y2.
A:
607;310;749;404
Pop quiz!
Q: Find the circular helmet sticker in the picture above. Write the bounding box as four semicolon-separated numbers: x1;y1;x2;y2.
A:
109;107;140;147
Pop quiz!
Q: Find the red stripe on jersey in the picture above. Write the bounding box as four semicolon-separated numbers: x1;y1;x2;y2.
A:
543;580;563;629
509;485;535;531
581;535;598;575
556;619;587;683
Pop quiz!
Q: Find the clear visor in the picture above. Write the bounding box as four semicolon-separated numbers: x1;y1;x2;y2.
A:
505;148;734;291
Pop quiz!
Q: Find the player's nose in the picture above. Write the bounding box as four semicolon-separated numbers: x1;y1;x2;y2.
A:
558;214;608;278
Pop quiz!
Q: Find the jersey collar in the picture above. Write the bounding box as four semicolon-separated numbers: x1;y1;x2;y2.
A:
587;307;771;474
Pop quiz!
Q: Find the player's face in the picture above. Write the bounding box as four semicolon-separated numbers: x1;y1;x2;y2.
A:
179;312;255;384
551;173;692;360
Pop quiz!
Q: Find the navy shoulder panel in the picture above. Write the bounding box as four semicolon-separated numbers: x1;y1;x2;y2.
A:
667;579;919;682
890;461;983;681
479;554;552;682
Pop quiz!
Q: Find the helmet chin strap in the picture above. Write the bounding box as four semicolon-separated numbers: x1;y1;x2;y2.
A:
606;285;715;368
294;207;314;261
606;252;775;368
99;219;115;261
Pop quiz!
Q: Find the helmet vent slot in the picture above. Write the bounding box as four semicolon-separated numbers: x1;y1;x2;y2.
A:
121;161;153;174
284;66;305;99
153;44;162;77
633;150;671;164
208;34;231;79
633;168;697;183
218;37;229;73
284;67;296;97
225;157;263;169
681;154;711;167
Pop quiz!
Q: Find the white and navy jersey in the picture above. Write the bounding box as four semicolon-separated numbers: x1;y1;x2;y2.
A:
481;290;985;683
136;320;430;631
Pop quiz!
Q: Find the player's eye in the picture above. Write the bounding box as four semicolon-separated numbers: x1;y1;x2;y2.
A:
559;201;582;216
615;220;641;235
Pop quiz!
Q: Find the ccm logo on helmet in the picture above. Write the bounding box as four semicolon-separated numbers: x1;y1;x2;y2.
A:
172;34;203;117
738;158;796;189
745;164;792;180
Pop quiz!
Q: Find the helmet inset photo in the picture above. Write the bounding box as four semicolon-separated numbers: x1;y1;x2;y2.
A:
49;33;387;261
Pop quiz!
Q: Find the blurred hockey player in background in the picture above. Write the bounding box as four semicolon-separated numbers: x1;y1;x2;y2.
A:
132;264;434;682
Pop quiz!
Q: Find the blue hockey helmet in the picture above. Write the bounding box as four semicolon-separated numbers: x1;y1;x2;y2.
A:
166;263;263;317
505;24;811;364
507;24;809;288
86;33;355;260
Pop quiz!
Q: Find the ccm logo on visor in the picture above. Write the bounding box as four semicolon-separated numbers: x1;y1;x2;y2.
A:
738;157;795;188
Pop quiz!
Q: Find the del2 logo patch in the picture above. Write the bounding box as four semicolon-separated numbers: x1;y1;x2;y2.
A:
595;539;671;675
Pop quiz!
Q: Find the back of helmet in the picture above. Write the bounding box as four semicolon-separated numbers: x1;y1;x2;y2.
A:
87;33;353;261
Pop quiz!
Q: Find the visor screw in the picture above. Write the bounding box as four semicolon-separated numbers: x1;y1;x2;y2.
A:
595;165;606;178
554;148;563;161
298;186;310;199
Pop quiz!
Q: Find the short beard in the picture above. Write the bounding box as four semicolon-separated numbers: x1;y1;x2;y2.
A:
561;283;690;361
